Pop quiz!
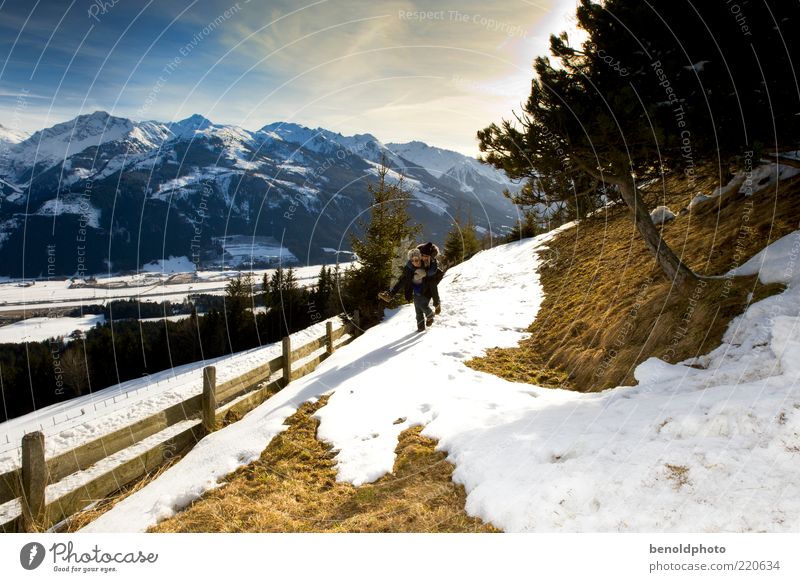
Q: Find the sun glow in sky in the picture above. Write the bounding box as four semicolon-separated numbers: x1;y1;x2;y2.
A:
0;0;581;155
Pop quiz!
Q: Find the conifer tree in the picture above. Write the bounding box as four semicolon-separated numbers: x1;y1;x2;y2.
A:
443;211;481;267
312;266;333;318
267;267;285;310
224;272;253;351
343;159;420;324
477;0;800;287
506;209;541;242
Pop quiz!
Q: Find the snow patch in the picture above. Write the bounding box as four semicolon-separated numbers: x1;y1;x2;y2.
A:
36;198;101;228
650;205;675;225
741;163;800;196
0;314;105;344
141;256;196;273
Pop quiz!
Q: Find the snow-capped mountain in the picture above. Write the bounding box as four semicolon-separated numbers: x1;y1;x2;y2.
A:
259;122;408;169
388;140;513;184
387;140;518;216
0;111;169;180
0;111;518;277
0;124;29;146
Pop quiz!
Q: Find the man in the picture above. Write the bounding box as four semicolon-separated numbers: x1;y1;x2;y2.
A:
417;242;443;315
378;248;435;332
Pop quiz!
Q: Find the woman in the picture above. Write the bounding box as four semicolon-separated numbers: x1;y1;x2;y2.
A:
378;248;435;332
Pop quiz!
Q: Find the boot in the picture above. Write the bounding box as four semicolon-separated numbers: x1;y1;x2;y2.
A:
434;303;441;315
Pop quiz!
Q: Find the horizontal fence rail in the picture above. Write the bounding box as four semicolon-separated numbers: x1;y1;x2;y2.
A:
0;312;359;532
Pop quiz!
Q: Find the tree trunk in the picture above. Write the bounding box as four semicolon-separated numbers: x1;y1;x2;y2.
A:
618;180;699;288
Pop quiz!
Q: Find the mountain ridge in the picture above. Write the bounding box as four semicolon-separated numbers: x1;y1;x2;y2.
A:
0;111;518;277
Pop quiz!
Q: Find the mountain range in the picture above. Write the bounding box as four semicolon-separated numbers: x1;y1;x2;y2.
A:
0;111;519;277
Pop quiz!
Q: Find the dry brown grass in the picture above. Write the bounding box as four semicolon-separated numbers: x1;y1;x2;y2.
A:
665;464;691;490
469;166;799;390
151;397;498;533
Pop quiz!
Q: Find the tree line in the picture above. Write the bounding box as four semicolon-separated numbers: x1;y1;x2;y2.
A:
0;266;341;422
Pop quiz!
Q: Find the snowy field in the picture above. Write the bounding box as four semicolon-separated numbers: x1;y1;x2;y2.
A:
79;224;800;533
0;314;105;343
0;262;346;315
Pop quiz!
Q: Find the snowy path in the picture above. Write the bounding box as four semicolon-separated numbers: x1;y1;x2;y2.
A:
83;227;800;533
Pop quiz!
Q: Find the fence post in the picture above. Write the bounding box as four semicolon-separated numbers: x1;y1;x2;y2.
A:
202;366;217;434
282;336;292;387
353;309;361;337
21;431;47;532
326;321;334;355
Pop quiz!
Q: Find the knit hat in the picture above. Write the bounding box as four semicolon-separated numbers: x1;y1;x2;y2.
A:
407;248;422;261
418;242;439;257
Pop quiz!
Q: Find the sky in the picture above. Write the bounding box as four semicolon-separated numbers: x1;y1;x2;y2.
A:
0;0;581;156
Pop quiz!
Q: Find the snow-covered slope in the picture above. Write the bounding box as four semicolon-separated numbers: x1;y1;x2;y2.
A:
388;140;518;213
0;314;104;344
79;227;800;533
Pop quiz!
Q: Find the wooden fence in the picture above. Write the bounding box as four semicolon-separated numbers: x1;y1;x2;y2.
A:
0;313;360;533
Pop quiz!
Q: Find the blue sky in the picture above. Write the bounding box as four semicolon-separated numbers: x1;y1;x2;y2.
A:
0;0;579;155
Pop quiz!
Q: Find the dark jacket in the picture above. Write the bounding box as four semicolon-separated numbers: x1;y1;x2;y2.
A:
426;256;443;283
424;256;444;305
390;260;434;301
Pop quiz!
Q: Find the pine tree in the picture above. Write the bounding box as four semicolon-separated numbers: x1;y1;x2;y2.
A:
326;264;343;316
224;272;254;351
284;267;299;298
480;0;800;288
267;267;284;310
311;266;334;319
478;1;720;287
443;211;481;267
506;209;541;242
61;343;89;396
343;159;420;324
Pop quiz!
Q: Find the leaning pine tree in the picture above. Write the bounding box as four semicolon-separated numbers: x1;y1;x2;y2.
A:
479;0;800;289
343;159;420;325
479;1;703;288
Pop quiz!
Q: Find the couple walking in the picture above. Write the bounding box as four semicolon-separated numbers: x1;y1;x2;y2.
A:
378;242;443;332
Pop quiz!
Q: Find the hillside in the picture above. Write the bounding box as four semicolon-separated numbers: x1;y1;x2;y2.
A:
470;163;800;390
75;172;800;531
